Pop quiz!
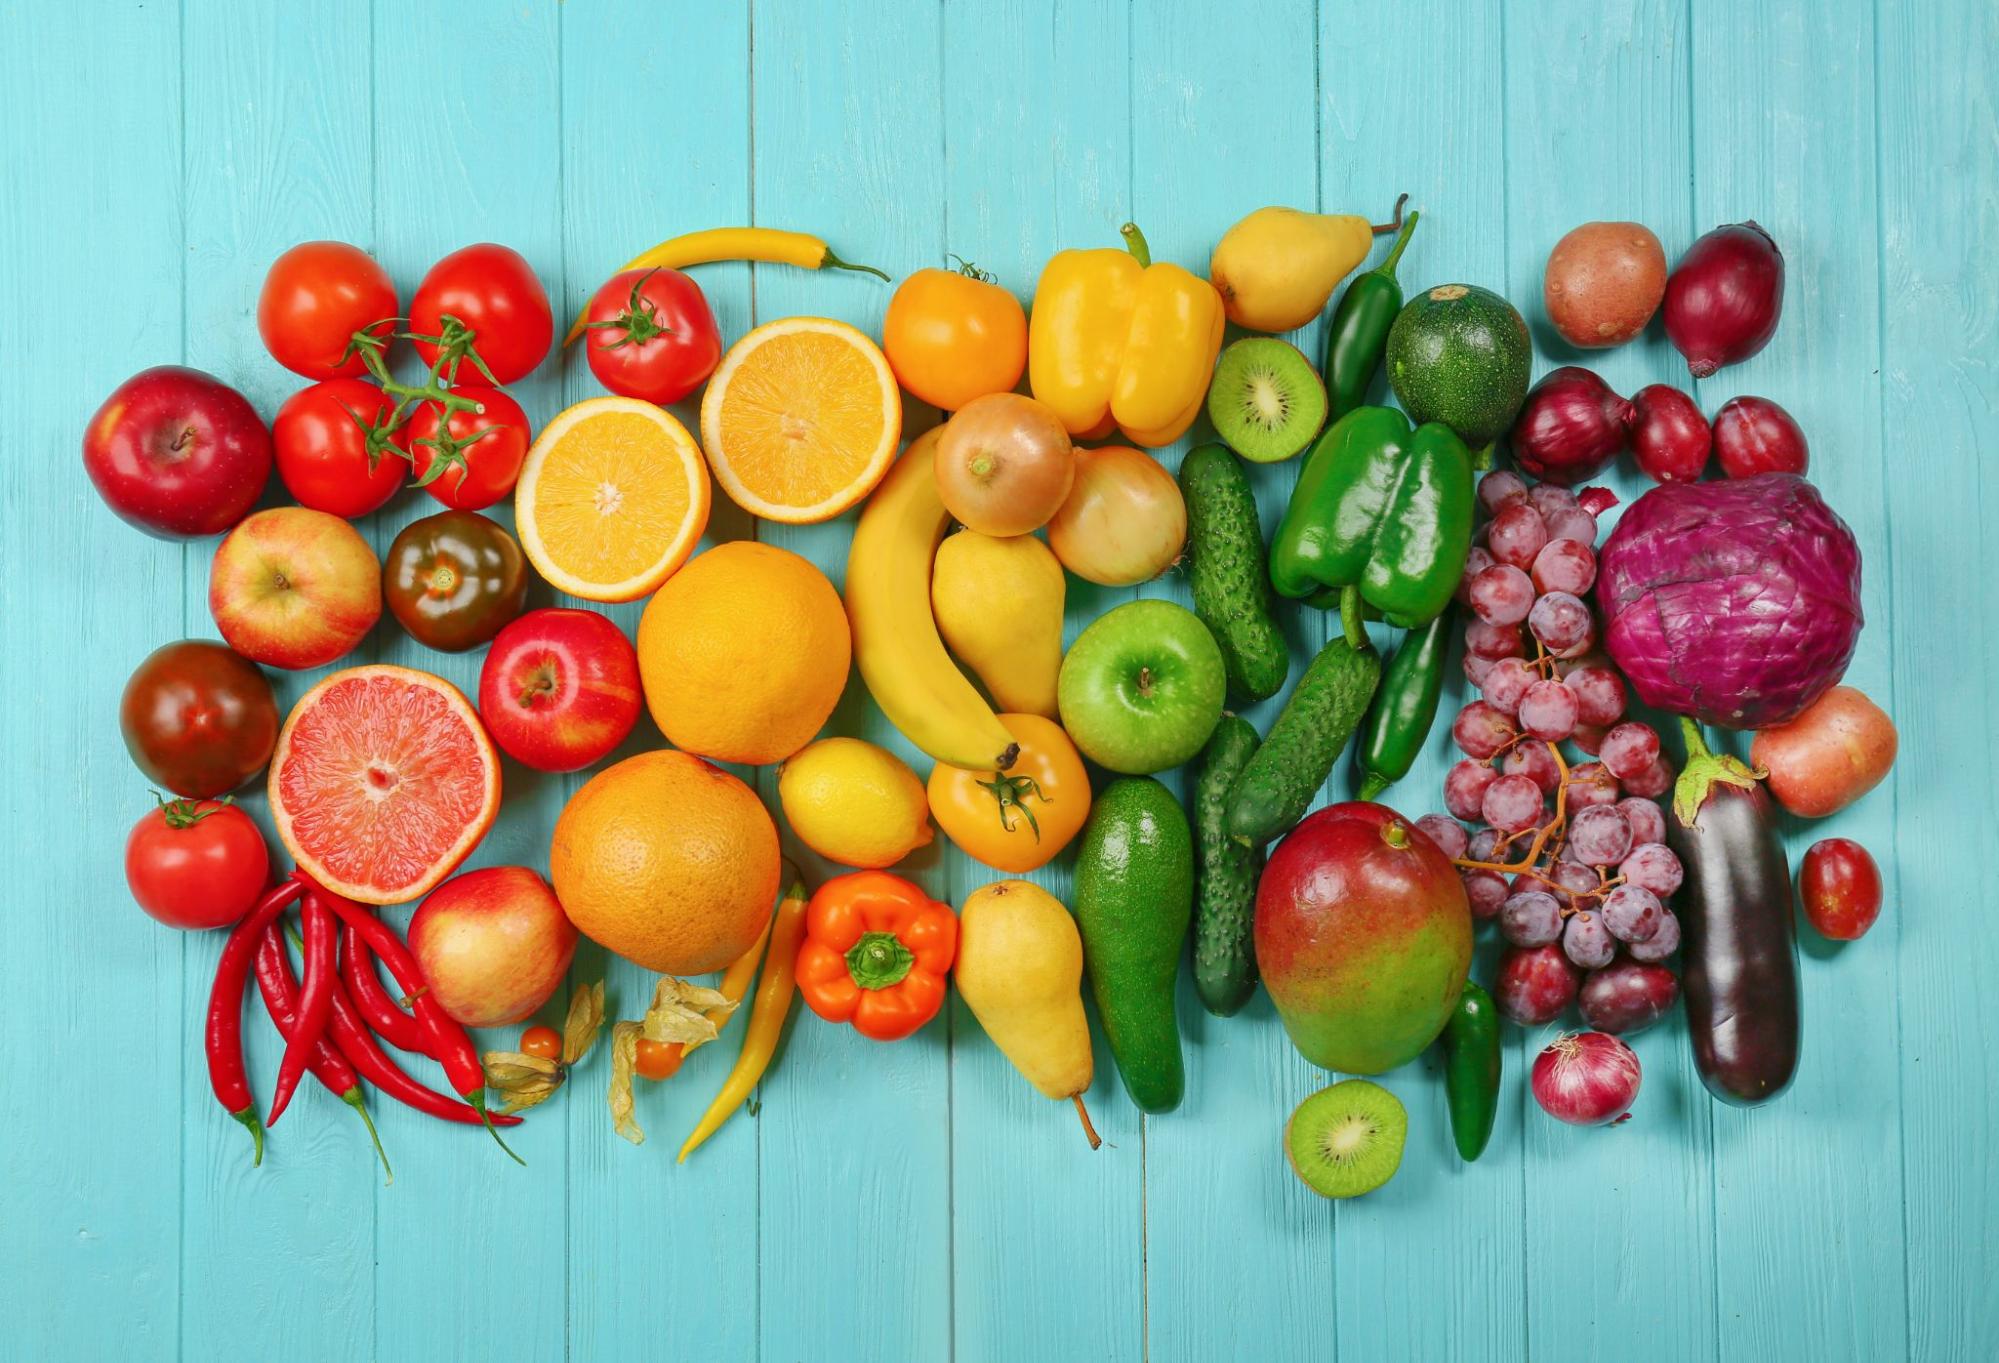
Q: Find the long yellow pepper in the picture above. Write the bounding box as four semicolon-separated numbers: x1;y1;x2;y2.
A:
1027;223;1226;448
677;881;812;1161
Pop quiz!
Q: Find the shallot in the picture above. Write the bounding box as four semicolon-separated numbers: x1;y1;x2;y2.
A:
1712;395;1809;478
1627;384;1711;483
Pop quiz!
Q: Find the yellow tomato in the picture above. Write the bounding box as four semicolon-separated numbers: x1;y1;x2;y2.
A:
883;263;1028;412
928;713;1089;872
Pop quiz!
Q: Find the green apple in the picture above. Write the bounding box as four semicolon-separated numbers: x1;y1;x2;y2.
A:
1058;600;1225;774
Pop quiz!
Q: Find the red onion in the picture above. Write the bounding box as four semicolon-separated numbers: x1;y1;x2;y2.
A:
1627;384;1711;483
1508;366;1633;486
1531;1030;1642;1125
1663;222;1785;378
1712;395;1809;478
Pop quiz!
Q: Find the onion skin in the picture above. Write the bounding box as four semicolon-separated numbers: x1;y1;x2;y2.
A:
1663;222;1785;379
1627;384;1711;483
1713;395;1809;478
1543;221;1667;349
1045;445;1186;586
1507;366;1632;485
1530;1031;1641;1126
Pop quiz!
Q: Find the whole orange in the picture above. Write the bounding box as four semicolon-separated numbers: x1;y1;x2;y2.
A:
636;540;850;765
549;749;780;975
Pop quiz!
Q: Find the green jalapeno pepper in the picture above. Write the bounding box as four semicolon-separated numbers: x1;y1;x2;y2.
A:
1354;606;1452;801
1323;210;1418;419
1442;980;1501;1162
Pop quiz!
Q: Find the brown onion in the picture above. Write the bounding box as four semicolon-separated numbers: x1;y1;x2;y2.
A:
934;393;1075;536
1045;445;1185;585
1712;395;1808;478
1627;384;1711;483
1663;222;1785;378
1508;366;1632;486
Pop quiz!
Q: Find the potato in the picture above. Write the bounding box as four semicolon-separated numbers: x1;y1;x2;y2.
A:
1750;685;1897;818
1543;222;1667;349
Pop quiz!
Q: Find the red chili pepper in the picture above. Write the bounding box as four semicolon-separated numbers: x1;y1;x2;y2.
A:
311;877;524;1165
268;890;337;1126
255;923;393;1184
338;922;431;1055
205;880;302;1166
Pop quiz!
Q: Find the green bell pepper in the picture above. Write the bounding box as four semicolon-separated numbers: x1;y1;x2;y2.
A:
1267;405;1474;628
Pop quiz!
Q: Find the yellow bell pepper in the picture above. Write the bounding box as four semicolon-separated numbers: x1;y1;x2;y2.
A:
1028;224;1226;448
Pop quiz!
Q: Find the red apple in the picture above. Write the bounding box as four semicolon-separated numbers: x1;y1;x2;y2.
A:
83;365;272;538
478;608;642;773
209;506;382;669
408;866;578;1027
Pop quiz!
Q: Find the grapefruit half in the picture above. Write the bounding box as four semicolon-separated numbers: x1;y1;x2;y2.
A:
270;665;501;905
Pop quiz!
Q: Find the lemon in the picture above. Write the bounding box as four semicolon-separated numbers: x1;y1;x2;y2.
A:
778;737;933;869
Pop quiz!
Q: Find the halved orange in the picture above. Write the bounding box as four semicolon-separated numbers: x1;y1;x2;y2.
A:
698;316;902;523
515;397;711;602
269;665;501;905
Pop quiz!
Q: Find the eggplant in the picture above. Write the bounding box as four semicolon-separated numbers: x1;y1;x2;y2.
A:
1666;719;1800;1106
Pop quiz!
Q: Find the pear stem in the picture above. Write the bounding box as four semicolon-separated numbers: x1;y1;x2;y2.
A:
1072;1093;1103;1150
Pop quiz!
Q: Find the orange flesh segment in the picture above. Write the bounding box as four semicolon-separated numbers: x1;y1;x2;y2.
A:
713;329;890;504
530;409;697;583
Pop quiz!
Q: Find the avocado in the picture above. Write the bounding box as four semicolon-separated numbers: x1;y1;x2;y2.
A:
1072;776;1194;1113
1385;283;1531;447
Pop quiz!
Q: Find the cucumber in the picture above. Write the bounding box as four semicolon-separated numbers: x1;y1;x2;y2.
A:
1178;443;1288;703
1225;636;1381;846
1073;777;1194;1114
1193;715;1263;1016
1385;284;1531;447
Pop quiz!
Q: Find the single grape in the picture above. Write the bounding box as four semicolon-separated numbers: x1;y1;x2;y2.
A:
1621;755;1675;799
1477;469;1530;514
1527;484;1579;523
1416;814;1469;860
1563;664;1628;726
1463;652;1498;688
1452;700;1517;760
1461;869;1509;920
1598;722;1661;781
1488;501;1550;570
1465;618;1526;660
1500;890;1564;947
1455;545;1497;605
1578;960;1678;1035
1494;945;1581;1026
1568;805;1635;866
1543;505;1599;546
1480;657;1539;717
1504;740;1562;795
1618;797;1667;847
1600;884;1664;942
1571;723;1607;756
1550;858;1601;911
1528;591;1593;653
1482;772;1546;833
1620;842;1684;897
1530;538;1598;596
1469;564;1536;626
1517;678;1581;741
1563;911;1616;969
1445;760;1501;822
1626;909;1681;962
1468;826;1502;862
1565;760;1621;809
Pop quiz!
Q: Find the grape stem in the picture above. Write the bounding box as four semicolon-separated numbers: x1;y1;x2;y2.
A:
1451;739;1574;877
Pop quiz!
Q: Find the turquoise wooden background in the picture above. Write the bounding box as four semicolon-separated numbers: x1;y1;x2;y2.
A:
2;1;1992;1359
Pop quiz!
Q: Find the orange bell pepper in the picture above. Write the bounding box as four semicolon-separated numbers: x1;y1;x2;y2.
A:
795;871;957;1042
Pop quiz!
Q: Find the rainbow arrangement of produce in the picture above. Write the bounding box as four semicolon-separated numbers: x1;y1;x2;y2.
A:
95;205;1893;1194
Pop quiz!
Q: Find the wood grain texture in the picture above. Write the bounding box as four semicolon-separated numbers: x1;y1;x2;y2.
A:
0;1;1992;1359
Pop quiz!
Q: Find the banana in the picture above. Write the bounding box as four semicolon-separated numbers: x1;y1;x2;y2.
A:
846;426;1021;772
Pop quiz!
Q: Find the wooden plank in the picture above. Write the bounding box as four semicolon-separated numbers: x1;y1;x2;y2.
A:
1314;3;1526;1360
555;5;762;1358
0;5;187;1358
938;4;1146;1361
174;3;377;1356
1499;5;1719;1362
748;3;954;1359
366;6;567;1358
1876;1;1999;1358
1687;4;1909;1360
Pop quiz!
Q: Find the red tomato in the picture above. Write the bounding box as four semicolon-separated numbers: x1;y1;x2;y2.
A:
406;386;532;511
409;244;553;385
258;242;398;380
582;268;722;404
272;379;408;518
125;799;270;930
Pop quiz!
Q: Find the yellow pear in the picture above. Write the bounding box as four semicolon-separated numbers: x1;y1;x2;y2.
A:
1208;205;1382;332
930;530;1064;719
955;880;1100;1146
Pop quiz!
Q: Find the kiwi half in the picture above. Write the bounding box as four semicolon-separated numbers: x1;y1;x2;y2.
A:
1284;1078;1407;1198
1207;337;1328;463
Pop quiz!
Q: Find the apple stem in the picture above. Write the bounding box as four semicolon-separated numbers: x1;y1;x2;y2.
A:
1137;665;1154;698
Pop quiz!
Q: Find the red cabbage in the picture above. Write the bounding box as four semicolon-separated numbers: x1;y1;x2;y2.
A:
1594;474;1862;729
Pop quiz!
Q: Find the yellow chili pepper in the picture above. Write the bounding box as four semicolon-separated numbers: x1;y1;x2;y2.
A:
1027;223;1226;448
677;881;812;1162
563;227;886;345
